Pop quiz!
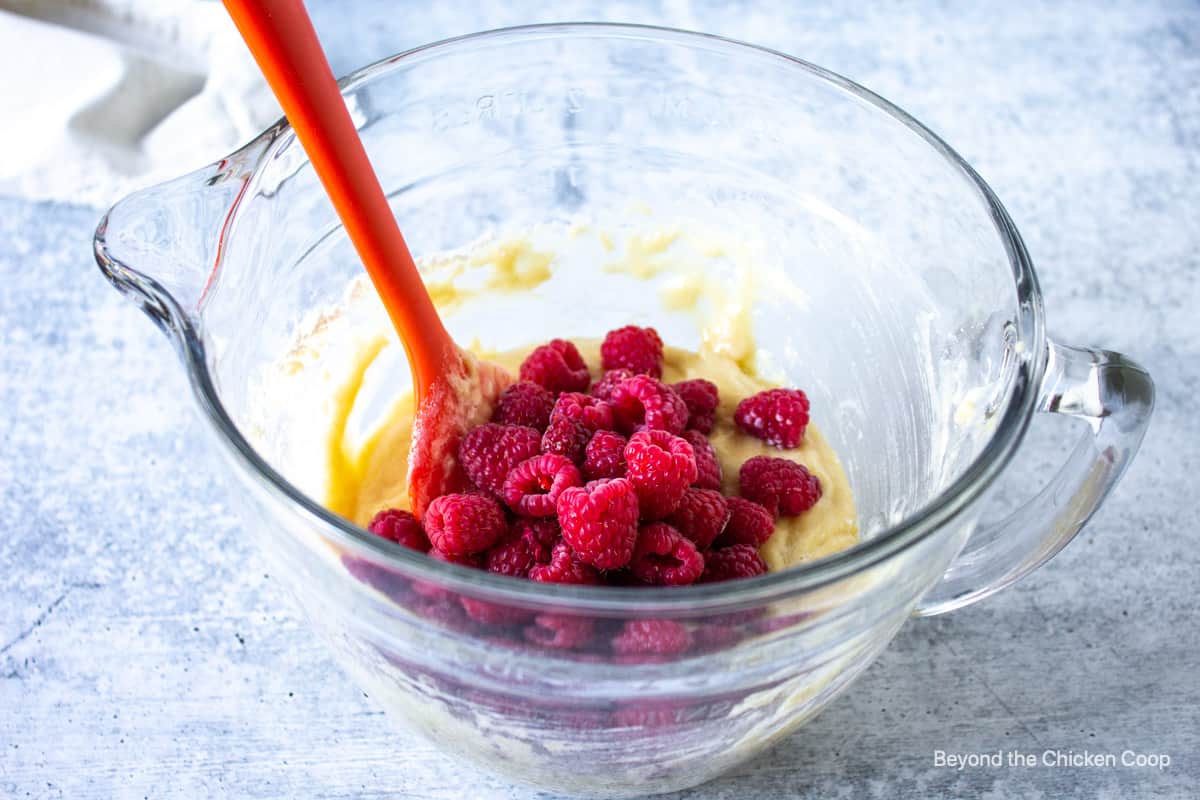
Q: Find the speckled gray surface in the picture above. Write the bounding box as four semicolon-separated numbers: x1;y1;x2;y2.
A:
2;2;1198;798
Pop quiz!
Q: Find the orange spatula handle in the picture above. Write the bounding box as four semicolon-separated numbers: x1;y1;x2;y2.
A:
223;0;457;399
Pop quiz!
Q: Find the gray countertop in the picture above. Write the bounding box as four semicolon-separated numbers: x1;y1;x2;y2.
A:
2;1;1197;798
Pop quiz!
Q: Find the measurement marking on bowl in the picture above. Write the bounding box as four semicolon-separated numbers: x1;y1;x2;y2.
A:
431;87;587;131
648;91;784;142
429;87;781;143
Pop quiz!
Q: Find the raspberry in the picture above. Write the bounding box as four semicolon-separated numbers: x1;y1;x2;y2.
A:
541;416;590;464
715;497;776;548
458;423;542;495
516;516;562;553
484;533;539;578
423;493;508;555
551;392;614;433
601;325;665;377
555;478;640;569
611;619;693;656
739;455;822;517
529;541;604;584
624;429;697;519
664;489;730;549
366;508;430;551
673;379;719;434
491;381;555;431
610;375;688;434
590;368;634;401
413;595;479;633
500;454;581;517
733;388;811;448
412;551;482;599
427;546;482;568
630;523;705;586
700;544;768;582
413;547;482;600
691;624;743;653
682;430;723;491
604;568;640;586
524;613;595;649
519;339;591;393
460;596;533;626
485;519;559;578
582;429;627;481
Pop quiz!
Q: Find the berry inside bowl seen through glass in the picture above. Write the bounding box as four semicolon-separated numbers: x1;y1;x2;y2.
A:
94;24;1154;797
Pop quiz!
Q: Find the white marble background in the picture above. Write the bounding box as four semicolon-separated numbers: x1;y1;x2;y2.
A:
1;1;1197;798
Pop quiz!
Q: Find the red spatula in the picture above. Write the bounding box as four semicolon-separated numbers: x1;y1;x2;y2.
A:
224;0;511;516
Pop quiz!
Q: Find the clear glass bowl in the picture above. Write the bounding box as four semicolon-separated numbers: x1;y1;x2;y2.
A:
94;24;1153;797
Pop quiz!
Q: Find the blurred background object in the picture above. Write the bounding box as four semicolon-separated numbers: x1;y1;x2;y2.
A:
0;0;278;206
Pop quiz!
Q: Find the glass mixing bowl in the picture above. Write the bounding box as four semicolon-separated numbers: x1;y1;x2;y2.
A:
94;24;1153;797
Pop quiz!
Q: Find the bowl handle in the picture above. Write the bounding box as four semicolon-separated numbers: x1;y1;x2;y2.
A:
914;340;1154;616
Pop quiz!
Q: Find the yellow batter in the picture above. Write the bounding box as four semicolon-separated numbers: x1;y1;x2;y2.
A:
324;338;858;572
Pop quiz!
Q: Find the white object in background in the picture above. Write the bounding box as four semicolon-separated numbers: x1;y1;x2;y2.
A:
0;0;279;208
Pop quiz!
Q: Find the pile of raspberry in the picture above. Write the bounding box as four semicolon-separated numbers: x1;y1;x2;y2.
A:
366;325;822;588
